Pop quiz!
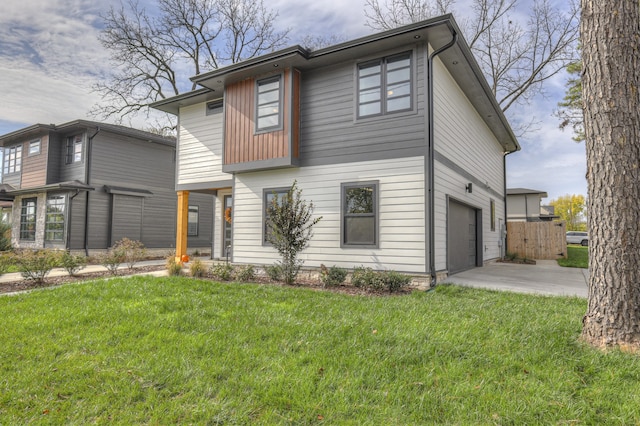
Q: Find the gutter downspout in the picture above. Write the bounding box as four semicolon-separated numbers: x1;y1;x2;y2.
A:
427;24;458;288
84;127;100;256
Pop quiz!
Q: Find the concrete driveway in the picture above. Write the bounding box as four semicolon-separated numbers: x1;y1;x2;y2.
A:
444;260;589;298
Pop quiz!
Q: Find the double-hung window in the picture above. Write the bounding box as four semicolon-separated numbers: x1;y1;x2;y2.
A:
342;182;378;247
256;76;282;132
263;187;290;244
3;145;22;175
20;198;37;241
66;135;83;164
45;195;66;242
358;52;412;118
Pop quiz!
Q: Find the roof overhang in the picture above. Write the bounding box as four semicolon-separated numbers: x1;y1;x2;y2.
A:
0;120;175;148
151;14;519;153
0;180;95;199
104;185;153;197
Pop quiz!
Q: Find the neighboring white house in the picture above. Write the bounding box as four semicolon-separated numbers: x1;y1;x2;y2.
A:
506;188;558;222
152;15;520;282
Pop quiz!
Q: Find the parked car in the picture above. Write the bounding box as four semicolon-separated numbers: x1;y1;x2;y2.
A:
566;231;588;246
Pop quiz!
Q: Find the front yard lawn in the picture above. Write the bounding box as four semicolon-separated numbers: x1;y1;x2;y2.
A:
558;245;589;268
1;276;639;424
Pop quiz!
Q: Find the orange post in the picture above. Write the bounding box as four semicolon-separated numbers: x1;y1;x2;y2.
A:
176;190;190;263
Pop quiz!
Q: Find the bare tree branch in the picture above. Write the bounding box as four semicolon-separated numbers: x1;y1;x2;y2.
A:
364;0;580;118
91;0;290;129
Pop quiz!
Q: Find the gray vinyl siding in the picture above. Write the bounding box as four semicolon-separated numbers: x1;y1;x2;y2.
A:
58;133;86;183
46;132;62;184
86;131;213;249
432;56;507;268
89;132;176;248
68;191;87;250
299;45;427;167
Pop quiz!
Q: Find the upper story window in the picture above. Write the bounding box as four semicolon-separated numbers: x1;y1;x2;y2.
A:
3;145;22;175
256;76;282;132
66;135;83;164
28;139;41;156
357;52;412;118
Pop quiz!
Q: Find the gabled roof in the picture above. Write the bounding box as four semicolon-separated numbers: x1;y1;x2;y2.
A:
507;188;549;197
0;120;175;148
152;14;519;153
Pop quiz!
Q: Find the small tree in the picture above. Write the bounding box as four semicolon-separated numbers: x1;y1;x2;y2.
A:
266;181;321;285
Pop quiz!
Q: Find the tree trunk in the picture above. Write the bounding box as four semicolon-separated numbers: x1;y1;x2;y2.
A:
581;0;640;350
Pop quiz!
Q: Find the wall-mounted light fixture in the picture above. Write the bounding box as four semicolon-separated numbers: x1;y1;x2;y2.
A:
465;183;473;193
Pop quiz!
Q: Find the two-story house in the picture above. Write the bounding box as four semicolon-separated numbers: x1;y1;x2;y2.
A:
152;15;520;282
0;120;213;253
506;188;558;222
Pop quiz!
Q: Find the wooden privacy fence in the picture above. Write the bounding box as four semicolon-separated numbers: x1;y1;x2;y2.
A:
507;221;567;260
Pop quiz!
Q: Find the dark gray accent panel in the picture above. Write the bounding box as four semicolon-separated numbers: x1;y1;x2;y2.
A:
46;132;62;184
111;194;143;244
188;192;214;248
298;49;427;167
435;150;503;200
68;192;87;250
58;132;86;183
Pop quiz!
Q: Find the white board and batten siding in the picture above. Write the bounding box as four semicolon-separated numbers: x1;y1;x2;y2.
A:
232;157;426;274
432;57;507;269
178;103;229;186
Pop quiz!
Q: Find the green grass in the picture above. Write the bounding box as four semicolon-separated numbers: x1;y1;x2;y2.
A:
2;277;639;424
558;245;589;268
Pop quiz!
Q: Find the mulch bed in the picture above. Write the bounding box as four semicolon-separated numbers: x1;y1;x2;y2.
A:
0;266;413;297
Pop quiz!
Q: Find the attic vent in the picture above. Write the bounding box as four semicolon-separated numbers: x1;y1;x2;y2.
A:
206;100;223;116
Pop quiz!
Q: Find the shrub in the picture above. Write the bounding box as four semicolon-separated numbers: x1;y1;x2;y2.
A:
381;270;412;292
112;238;146;270
320;264;347;287
60;252;87;276
351;266;411;292
99;249;125;275
189;258;207;278
234;264;255;282
351;266;384;290
265;181;322;285
13;249;63;284
166;256;182;276
0;222;11;252
210;263;233;281
265;264;282;282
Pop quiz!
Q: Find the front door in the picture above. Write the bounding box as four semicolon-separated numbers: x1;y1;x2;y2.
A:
223;194;232;259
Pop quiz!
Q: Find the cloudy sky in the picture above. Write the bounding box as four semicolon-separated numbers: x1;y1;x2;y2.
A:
0;0;586;202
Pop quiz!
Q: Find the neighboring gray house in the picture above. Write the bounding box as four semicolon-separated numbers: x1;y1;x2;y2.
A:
506;188;558;222
0;120;213;253
153;15;521;280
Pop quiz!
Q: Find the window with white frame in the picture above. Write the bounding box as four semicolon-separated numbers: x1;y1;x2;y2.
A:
45;195;66;242
28;139;41;156
3;145;22;175
256;76;282;131
66;135;83;164
357;52;412;118
20;197;37;241
342;182;378;247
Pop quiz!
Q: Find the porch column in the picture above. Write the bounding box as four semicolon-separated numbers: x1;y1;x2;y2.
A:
176;190;189;263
